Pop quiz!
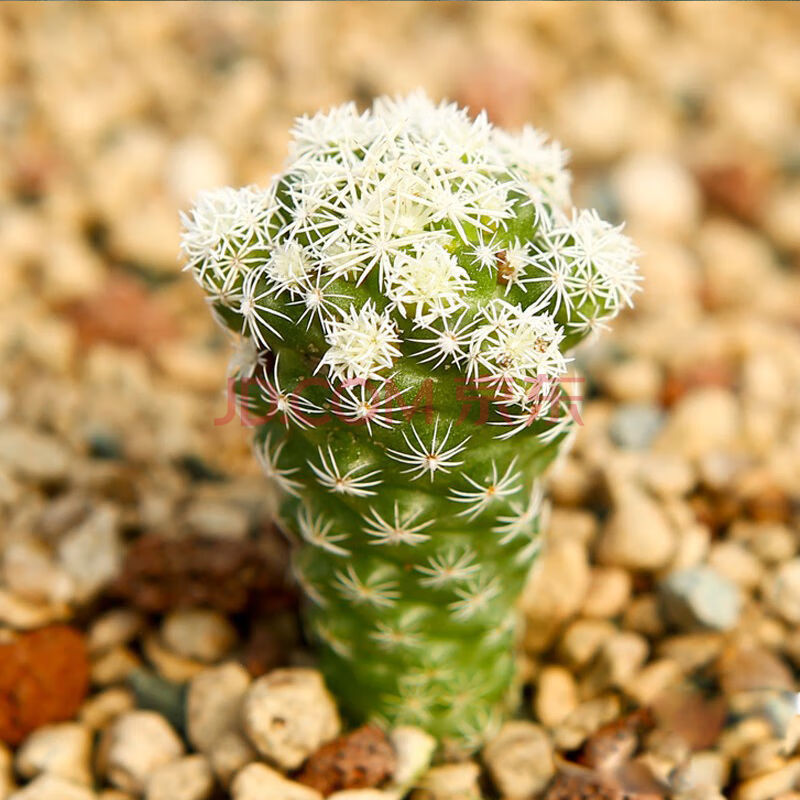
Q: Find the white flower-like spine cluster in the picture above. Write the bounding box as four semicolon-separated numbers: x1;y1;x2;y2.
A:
182;92;640;425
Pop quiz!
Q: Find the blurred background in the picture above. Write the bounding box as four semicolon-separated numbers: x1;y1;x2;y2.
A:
1;3;800;799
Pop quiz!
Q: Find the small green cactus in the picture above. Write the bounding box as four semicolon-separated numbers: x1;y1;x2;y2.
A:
181;92;639;751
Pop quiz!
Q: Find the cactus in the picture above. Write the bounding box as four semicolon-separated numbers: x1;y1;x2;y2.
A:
181;93;639;750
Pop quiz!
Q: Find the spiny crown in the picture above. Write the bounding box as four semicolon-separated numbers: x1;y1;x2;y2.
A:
181;91;639;424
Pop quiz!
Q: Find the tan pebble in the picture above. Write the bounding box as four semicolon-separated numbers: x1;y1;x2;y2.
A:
0;426;70;483
7;774;95;800
741;523;797;565
161;609;237;663
102;711;184;794
681;750;730;791
1;742;16;798
520;540;590;652
639;452;695;498
0;588;70;631
411;762;481;800
242;668;340;771
581;567;631;619
623;594;665;637
719;718;774;760
657;633;725;672
231;763;323;800
553;695;621;751
601;357;663;404
184;501;250;540
655;388;739;460
762;559;800;624
548;457;595;506
763;185;800;251
88;610;145;656
98;792;135;800
597;482;675;571
708;542;764;589
187;662;251;754
581;631;649;696
79;688;135;731
534;665;578;728
734;758;800;800
625;658;683;706
546;508;598;546
145;755;214;800
90;646;141;687
143;634;206;683
614;152;701;238
209;731;256;788
667;524;711;571
483;721;553;799
557;619;616;669
16;723;92;786
737;740;787;781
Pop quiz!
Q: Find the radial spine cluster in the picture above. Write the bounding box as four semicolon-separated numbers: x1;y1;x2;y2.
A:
181;91;639;749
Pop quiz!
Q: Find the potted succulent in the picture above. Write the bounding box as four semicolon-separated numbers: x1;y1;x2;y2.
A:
181;92;639;751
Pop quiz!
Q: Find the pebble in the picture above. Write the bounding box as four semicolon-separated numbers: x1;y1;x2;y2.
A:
553;695;622;751
625;658;683;706
597;482;675;570
145;755;214;800
209;732;256;788
0;589;69;630
734;758;800;800
231;763;323;800
1;743;15;799
640;452;695;498
557;619;616;669
161;609;237;663
327;792;396;800
613;152;701;237
142;634;206;683
58;506;123;603
79;689;135;731
7;775;95;800
0;426;70;483
534;665;578;728
90;646;141;686
580;567;632;619
88;610;145;656
1;539;75;606
763;559;800;624
623;593;665;637
387;727;436;790
608;403;665;450
658;633;726;672
708;542;764;590
242;668;341;770
187;662;251;754
102;711;184;794
682;750;730;791
483;721;554;799
520;539;590;651
660;566;742;631
184;501;250;541
583;631;649;695
655;388;739;460
16;723;92;787
601;357;662;404
411;762;481;800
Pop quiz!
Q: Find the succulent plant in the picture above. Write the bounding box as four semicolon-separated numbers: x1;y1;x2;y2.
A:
181;92;639;750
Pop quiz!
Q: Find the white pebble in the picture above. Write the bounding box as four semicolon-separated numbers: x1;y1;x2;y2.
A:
412;762;481;800
231;763;322;800
145;755;214;800
102;712;184;794
16;724;92;787
187;662;252;754
243;668;340;770
209;732;256;788
388;726;436;790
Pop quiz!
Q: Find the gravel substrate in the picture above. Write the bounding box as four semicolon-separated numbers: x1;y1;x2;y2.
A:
1;3;800;799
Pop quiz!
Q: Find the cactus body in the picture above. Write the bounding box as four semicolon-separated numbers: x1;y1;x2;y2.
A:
182;93;639;749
